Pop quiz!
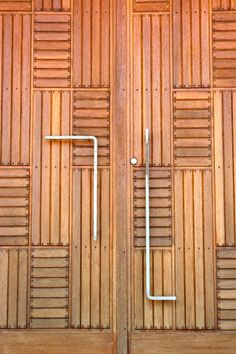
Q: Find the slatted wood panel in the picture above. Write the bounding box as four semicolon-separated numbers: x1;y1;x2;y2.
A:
35;0;70;11
30;248;69;329
214;90;236;246
73;0;110;88
132;14;171;167
133;249;174;330
32;91;70;246
173;0;210;88
0;248;28;328
174;170;215;329
73;90;110;166
217;248;236;330
213;12;236;88
0;14;31;166
0;0;31;11
173;91;212;167
133;0;169;12
0;169;29;246
213;0;236;11
71;168;110;329
34;14;71;88
133;169;172;247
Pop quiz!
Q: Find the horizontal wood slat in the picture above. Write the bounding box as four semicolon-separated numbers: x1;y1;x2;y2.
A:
132;14;171;167
174;169;215;330
173;0;210;88
0;1;31;11
0;169;29;246
32;91;70;246
174;91;212;167
0;14;31;166
35;0;71;11
0;248;28;328
133;0;169;12
73;0;110;88
133;249;174;329
30;248;69;329
34;14;71;88
73;90;110;166
217;247;236;330
71;168;111;329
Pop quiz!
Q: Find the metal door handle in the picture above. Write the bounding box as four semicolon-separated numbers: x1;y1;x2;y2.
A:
145;129;176;301
45;135;98;241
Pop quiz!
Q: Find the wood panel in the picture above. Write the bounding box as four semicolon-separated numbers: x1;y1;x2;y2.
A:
0;14;31;166
213;0;236;11
32;91;70;246
132;14;171;167
214;90;236;246
30;248;69;329
0;248;28;328
133;249;174;330
217;247;236;330
133;168;172;247
34;14;71;88
173;91;212;167
73;90;110;166
0;169;29;246
0;1;31;11
173;0;210;88
71;168;110;329
174;170;215;329
73;0;110;88
35;0;70;11
213;12;236;88
133;0;169;12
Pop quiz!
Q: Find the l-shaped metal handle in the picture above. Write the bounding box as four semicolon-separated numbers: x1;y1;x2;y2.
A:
145;129;176;301
45;135;98;241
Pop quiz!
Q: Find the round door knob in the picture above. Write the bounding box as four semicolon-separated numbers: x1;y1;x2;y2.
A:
130;157;138;165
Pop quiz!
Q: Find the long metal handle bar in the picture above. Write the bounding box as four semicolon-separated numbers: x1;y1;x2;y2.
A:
45;135;98;241
145;129;176;301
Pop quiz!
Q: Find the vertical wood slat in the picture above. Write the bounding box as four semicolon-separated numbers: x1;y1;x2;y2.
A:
73;0;110;88
35;0;71;11
174;170;215;330
71;168;110;329
0;14;31;166
214;91;236;246
0;248;28;329
32;91;70;246
133;249;174;330
132;14;171;167
173;0;210;88
213;0;236;11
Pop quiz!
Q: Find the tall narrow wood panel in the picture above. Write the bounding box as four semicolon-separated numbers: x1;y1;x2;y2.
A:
35;0;70;11
32;91;71;246
0;248;28;328
133;249;174;330
173;0;210;88
214;90;236;246
0;14;31;166
0;169;29;246
73;0;110;88
133;0;169;12
132;14;171;167
71;168;111;329
174;170;215;330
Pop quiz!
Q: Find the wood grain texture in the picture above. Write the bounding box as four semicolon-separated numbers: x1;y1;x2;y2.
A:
73;90;110;166
0;14;31;166
73;0;110;88
133;168;172;247
173;91;212;167
35;0;70;11
174;170;215;330
214;90;236;246
34;14;71;88
71;168;110;329
173;0;211;88
32;91;70;246
213;12;236;87
213;0;236;11
133;0;169;12
0;248;28;329
0;169;29;246
0;1;31;11
132;14;171;167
